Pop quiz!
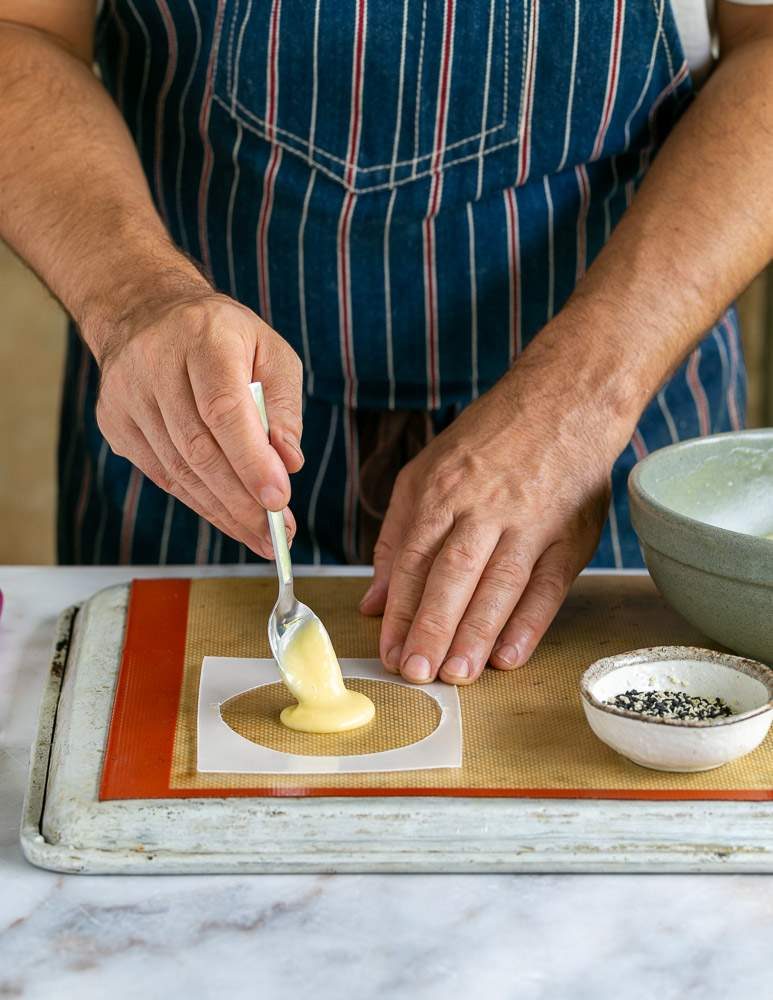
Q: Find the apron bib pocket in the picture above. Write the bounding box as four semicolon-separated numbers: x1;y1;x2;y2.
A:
213;0;526;194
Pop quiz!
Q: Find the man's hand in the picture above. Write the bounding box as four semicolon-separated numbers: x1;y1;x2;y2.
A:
91;290;304;559
359;337;615;685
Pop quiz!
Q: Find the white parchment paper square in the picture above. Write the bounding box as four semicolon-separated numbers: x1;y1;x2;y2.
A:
197;658;462;774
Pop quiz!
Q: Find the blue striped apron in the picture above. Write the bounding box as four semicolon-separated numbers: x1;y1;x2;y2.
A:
59;0;746;566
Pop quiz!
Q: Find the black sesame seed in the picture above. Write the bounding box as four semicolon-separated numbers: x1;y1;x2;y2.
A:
604;689;733;721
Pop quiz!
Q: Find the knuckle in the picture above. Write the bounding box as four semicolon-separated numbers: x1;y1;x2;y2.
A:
175;298;217;330
441;540;478;574
393;463;414;495
487;554;531;595
397;541;435;580
458;616;493;643
373;536;397;566
413;608;453;642
531;567;569;608
167;453;200;492
199;388;243;430
183;427;220;472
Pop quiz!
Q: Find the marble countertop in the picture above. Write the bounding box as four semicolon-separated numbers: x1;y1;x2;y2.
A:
2;566;772;1000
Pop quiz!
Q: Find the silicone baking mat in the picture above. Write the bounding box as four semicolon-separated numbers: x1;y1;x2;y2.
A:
100;575;773;800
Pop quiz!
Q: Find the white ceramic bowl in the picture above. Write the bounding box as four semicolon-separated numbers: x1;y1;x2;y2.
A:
580;646;773;772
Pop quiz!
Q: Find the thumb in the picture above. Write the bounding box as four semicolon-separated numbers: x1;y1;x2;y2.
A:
255;325;305;474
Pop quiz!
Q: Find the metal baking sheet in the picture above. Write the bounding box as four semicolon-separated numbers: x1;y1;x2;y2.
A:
20;575;773;874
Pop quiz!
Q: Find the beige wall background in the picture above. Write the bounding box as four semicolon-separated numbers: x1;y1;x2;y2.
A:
0;240;771;565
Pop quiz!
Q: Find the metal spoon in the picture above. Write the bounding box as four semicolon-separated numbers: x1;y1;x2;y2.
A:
248;382;325;680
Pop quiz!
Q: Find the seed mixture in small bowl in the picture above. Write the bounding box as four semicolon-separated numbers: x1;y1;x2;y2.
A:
580;646;773;772
606;689;732;721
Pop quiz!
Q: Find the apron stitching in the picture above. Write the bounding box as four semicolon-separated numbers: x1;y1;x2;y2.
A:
226;96;512;172
231;0;253;119
309;0;321;159
557;0;580;173
411;0;428;179
388;0;410;188
213;95;523;194
225;0;242;96
223;3;513;176
475;0;497;201
658;0;676;83
623;0;665;151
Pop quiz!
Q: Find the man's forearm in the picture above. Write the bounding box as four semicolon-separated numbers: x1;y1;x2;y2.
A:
0;22;208;358
522;35;773;455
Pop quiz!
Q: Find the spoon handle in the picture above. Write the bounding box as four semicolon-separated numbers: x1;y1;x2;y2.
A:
249;382;294;593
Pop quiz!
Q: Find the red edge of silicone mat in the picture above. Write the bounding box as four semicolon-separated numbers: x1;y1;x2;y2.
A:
99;578;192;799
99;578;773;801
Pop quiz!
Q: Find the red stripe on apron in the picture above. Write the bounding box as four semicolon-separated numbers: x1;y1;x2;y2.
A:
591;0;625;161
686;347;711;436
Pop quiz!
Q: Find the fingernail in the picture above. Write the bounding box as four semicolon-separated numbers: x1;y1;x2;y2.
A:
442;656;469;679
494;643;520;667
259;485;286;510
359;585;376;609
386;645;403;670
402;654;431;683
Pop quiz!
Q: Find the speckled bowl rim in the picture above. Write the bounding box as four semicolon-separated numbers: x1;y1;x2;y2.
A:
628;430;773;576
580;646;773;729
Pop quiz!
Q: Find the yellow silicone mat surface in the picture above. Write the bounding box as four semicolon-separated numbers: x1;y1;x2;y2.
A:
164;575;773;797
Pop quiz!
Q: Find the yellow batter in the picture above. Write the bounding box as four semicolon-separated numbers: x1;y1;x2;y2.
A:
277;617;375;733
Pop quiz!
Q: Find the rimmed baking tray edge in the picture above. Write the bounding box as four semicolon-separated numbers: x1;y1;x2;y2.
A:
19;585;773;875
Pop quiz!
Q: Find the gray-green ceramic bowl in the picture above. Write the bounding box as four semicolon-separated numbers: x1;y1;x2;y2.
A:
629;429;773;663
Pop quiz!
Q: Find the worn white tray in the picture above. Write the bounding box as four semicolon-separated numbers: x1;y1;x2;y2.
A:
20;573;773;874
